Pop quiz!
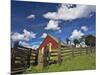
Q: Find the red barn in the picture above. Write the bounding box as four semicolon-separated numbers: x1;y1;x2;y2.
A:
39;34;66;53
37;34;66;67
39;34;58;49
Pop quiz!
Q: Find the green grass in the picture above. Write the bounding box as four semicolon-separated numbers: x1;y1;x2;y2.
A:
24;53;96;74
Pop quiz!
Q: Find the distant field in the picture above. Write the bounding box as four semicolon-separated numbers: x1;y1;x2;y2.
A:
24;52;96;73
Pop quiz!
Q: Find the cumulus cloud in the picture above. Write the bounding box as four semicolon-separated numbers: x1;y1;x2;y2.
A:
70;29;84;40
27;14;35;19
43;4;95;21
32;45;39;49
41;33;47;38
11;33;24;41
19;41;40;49
23;29;36;41
81;26;88;32
11;29;36;41
45;20;61;30
19;41;31;48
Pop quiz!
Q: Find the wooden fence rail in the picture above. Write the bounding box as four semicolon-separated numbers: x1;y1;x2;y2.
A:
11;44;96;72
61;47;95;58
50;47;95;65
11;45;38;74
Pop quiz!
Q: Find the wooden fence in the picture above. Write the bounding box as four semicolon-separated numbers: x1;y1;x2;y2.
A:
11;45;38;74
49;47;95;65
61;47;95;58
11;44;96;72
30;49;38;65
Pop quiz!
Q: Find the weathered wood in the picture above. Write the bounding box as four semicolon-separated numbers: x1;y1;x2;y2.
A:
11;45;38;74
37;48;44;69
51;50;58;53
61;48;69;50
51;54;58;57
61;50;72;53
61;53;72;57
72;49;74;57
58;39;62;65
43;45;50;67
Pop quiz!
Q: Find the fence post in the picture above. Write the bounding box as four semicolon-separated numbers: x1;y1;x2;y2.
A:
27;48;31;67
72;49;74;57
86;48;88;54
43;45;49;67
58;39;61;65
90;47;92;53
35;48;39;65
37;48;44;69
80;48;82;55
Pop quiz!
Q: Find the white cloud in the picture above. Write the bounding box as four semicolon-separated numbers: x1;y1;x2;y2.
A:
11;29;36;41
19;41;40;49
45;20;60;30
11;32;24;41
43;4;95;21
81;26;88;32
27;14;35;19
23;29;36;41
32;45;39;49
80;41;87;48
19;41;31;48
70;29;84;40
41;33;47;38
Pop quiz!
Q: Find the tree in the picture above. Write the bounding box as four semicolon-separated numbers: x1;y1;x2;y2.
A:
73;39;80;47
85;35;96;47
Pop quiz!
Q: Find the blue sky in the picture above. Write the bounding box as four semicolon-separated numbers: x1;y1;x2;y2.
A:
11;1;96;49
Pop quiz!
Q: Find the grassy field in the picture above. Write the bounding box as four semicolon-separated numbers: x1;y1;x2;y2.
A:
24;52;96;74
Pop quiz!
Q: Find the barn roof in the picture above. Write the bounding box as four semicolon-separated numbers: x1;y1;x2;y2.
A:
47;34;59;43
47;34;66;46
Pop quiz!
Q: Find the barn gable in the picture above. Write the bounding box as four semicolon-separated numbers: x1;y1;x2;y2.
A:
39;34;66;50
39;34;59;49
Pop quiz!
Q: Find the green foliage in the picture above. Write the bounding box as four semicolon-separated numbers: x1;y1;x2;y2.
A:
74;39;80;45
85;35;96;47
